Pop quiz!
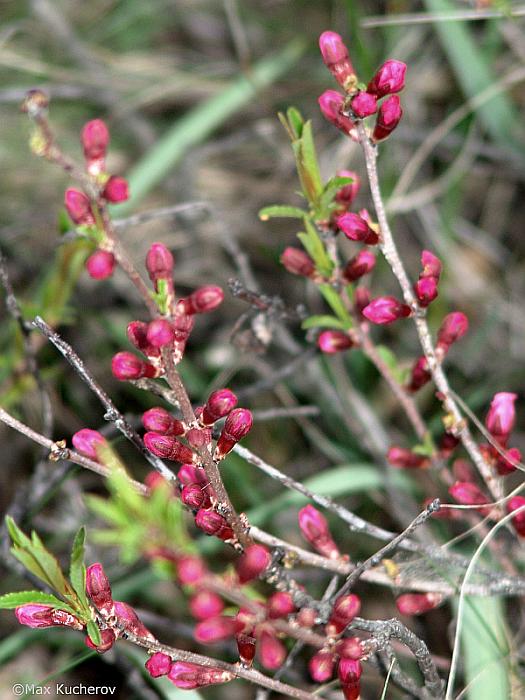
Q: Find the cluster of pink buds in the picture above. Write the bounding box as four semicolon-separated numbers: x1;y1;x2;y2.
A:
414;250;442;308
318;31;405;143
309;637;364;699
481;392;521;477
145;652;234;688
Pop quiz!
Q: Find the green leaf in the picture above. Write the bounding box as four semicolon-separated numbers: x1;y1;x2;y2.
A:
412;432;436;458
318;284;352;327
292;121;323;206
86;620;102;648
258;205;305;220
297;218;333;277
0;591;73;610
301;315;346;331
318;175;354;215
286;107;304;139
69;528;89;610
29;531;73;599
375;345;405;385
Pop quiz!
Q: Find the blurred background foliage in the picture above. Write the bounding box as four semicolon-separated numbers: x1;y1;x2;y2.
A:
0;1;524;698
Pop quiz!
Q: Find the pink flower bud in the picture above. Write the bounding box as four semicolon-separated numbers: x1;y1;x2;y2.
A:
496;447;521;476
102;176;129;203
178;464;207;487
335;170;361;209
258;630;287;670
350;91;377;118
372;95;403;141
507;496;525;536
144;432;195;463
86;563;114;616
181;483;208;510
146;243;174;287
86;250;115;280
202;389;238;425
237;634;256;666
111;352;158;380
168;661;234;689
309;650;335;682
387;446;427;469
126;321;159;358
81;119;109;161
179;286;224;315
194;615;239;643
367;60;407;97
298;505;340;559
337;637;364;660
145;652;172;678
267;592;296;619
452;459;475;483
64;188;95;226
354;286;371;319
146;319;175;348
449;481;490;514
114;600;155;640
414;276;438;308
336;212;379;244
85;627;117;652
15;604;83;630
327;595;361;634
407;355;431;392
186;427;212;449
421;250;442;279
318;90;356;136
236;544;271;583
189;590;225;620
280;247;315;277
343;250;376;282
436;312;469;353
72;429;108;461
142;408;185;436
362;296;411;325
396;593;443;616
338;658;362;700
485;392;517;444
215;408;253;457
439;432;460;457
297;608;316;628
319;31;355;89
176;555;206;585
317;330;354;355
194;508;233;541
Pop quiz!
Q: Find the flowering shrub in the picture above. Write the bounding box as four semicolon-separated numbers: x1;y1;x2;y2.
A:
0;26;524;700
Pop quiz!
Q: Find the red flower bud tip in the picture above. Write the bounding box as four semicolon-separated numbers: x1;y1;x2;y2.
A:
317;330;354;355
178;463;207;487
202;389;238;425
297;607;317;628
421;250;442;280
236;634;256;666
236;544;271;583
362;296;411;325
145;652;172;678
258;630;287;670
126;321;159;358
318;90;356;137
337;637;364;660
114;601;155;640
267;592;296;619
194;615;239;643
396;592;443;616
15;605;83;630
168;661;234;689
280;247;315;277
436;312;469;354
343;250;376;282
372;94;403;141
309;650;335;682
64;188;95;226
354;286;371;319
328;594;361;634
72;429;108;461
368;59;407;97
142;407;185;436
387;446;427;469
189;590;225;620
86;563;114;616
496;447;521;476
319;31;354;89
179;286;224;315
507;496;525;536
85;628;116;652
111;351;157;380
195;508;233;541
336;212;379;244
215;408;253;457
407;355;431;392
350;91;377;118
81;119;109;162
176;555;206;585
86;250;115;280
144;432;195;463
298;505;340;559
103;176;129;203
146;318;175;348
146;243;174;285
338;658;362;700
485;392;517;444
449;481;490;514
181;483;208;510
414;276;438;308
335;170;361;208
439;432;460;456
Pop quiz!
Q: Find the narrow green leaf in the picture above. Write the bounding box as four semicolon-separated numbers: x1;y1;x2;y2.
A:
69;528;89;609
294;120;323;205
318;175;354;214
286;106;304;138
258;205;305;220
86;495;130;527
375;344;405;384
86;620;102;648
301;315;346;331
297;218;333;276
5;516;30;549
318;284;352;326
29;531;72;599
0;591;72;610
